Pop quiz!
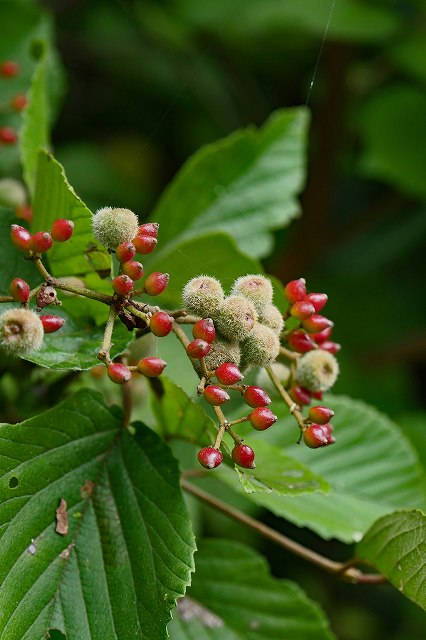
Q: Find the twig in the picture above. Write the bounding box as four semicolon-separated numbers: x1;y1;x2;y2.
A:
265;365;305;431
34;258;112;304
279;346;301;361
98;306;117;364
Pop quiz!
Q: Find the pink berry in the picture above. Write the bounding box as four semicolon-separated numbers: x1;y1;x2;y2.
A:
116;241;136;263
303;314;333;334
122;260;144;281
11;94;27;111
107;363;132;384
204;385;230;406
320;423;336;444
215;362;243;385
9;278;30;303
303;424;331;448
51;218;74;242
287;329;316;353
198;447;223;469
249;407;277;431
15;204;32;223
304;292;328;312
137;356;167;377
311;326;333;344
133;235;157;255
289;384;311;406
232;444;255;469
144;272;169;296
290;300;315;321
311;390;323;401
243;386;271;408
192;318;215;343
320;341;341;354
150;311;173;337
112;274;134;295
11;224;31;251
284;278;306;304
308;406;335;424
40;315;65;333
137;222;159;238
0;127;18;144
186;339;211;359
0;60;19;77
30;231;53;253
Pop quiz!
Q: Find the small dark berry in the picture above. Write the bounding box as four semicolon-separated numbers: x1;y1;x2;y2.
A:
51;218;74;242
144;272;169;296
112;274;134;295
204;385;230;406
107;363;132;384
198;447;223;469
30;231;53;253
243;386;271;408
150;311;173;337
232;444;255;468
186;339;211;359
215;362;243;385
9;278;30;303
284;278;306;304
249;407;277;430
192;318;215;343
40;315;65;333
137;356;167;377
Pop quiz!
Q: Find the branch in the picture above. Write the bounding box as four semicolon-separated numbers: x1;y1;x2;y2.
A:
34;258;112;304
265;365;305;430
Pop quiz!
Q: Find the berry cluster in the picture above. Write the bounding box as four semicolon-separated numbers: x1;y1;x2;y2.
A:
0;59;27;149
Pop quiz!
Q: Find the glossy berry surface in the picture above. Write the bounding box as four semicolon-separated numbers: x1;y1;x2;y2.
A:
203;385;230;406
304;292;328;312
51;218;74;242
303;424;331;448
243;386;271;408
290;300;315;320
122;260;144;281
215;362;243;385
30;231;53;253
150;311;173;337
40;315;65;333
138;222;159;237
303;314;333;334
232;444;255;469
137;356;167;377
186;339;211;359
112;274;134;295
11;224;31;251
311;326;333;344
249;407;277;430
0;126;18;144
116;241;136;263
0;60;20;77
133;234;157;255
107;363;132;384
198;447;223;469
320;340;341;354
308;405;335;424
289;384;311;406
287;329;316;353
144;272;169;296
9;278;30;303
192;318;215;343
284;278;306;304
320;423;335;444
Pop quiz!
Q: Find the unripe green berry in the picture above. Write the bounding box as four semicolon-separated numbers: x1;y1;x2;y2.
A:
231;274;273;312
213;295;257;342
0;308;44;355
240;324;280;370
182;276;224;317
92;206;139;250
258;304;284;335
295;349;339;393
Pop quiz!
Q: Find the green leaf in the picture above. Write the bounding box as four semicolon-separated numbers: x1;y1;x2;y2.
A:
357;510;426;612
0;389;196;640
240;395;426;542
0;208;40;294
168;539;335;639
151;108;309;259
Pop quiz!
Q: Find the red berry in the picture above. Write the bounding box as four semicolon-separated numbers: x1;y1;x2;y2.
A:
137;356;167;377
116;241;136;263
287;329;317;353
204;385;230;406
192;318;215;343
320;423;336;444
215;362;243;385
0;126;18;144
11;224;31;251
320;341;341;354
11;94;27;111
186;339;211;359
122;260;144;281
308;405;335;424
311;326;333;344
311;391;323;401
15;204;32;223
289;384;311;406
133;235;157;255
30;231;53;253
112;274;134;295
137;222;159;238
150;311;173;337
232;444;255;469
144;272;169;296
284;278;306;304
290;300;315;320
40;314;65;333
9;278;30;303
107;363;132;384
304;292;328;312
303;424;332;448
249;407;277;430
198;447;223;469
302;314;333;334
243;386;271;408
51;218;74;242
0;60;20;77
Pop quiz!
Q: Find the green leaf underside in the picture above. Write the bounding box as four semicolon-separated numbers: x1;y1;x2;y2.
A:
233;395;426;543
151;108;309;259
357;510;426;612
0;390;196;640
168;539;335;640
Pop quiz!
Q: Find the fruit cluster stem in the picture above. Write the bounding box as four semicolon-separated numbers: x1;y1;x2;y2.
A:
33;258;112;304
265;364;305;431
98;306;117;364
213;406;244;445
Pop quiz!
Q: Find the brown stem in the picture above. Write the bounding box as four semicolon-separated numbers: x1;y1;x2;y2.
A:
213;406;244;445
172;321;190;349
265;365;305;431
125;303;150;324
34;258;112;304
0;295;14;303
279;346;301;362
181;479;386;585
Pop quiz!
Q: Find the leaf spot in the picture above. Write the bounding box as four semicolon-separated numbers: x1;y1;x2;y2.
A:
8;476;19;488
80;479;95;498
27;539;36;555
55;498;68;536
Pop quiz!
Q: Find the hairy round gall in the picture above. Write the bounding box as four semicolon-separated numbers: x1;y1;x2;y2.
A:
182;276;224;317
92;206;139;249
258;304;284;335
213;295;257;342
0;308;44;356
240;324;280;370
295;349;339;393
231;274;273;312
